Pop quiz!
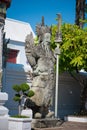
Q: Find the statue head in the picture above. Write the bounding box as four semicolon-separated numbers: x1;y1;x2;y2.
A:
43;33;51;42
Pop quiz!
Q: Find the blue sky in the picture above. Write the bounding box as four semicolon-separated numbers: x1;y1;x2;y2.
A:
7;0;76;33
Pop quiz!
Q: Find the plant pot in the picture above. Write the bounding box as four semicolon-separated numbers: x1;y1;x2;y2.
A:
8;117;32;130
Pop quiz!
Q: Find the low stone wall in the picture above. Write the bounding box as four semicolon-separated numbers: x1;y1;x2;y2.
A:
65;116;87;123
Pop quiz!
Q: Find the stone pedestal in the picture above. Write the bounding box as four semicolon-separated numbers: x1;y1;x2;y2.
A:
31;118;63;128
8;117;32;130
0;92;9;130
21;109;33;119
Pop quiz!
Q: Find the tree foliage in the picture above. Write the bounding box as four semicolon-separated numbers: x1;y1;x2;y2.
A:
51;23;87;73
13;83;34;102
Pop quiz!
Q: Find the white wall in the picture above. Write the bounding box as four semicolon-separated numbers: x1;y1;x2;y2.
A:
5;18;35;42
4;18;35;72
3;18;34;115
7;40;32;72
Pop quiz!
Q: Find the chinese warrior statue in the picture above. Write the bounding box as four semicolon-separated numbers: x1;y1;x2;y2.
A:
25;17;56;118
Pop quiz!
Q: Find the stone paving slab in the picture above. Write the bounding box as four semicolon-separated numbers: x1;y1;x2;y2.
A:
34;121;87;130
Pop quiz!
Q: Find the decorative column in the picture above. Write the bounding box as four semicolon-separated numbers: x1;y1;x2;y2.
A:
0;1;11;130
0;0;11;88
54;13;62;118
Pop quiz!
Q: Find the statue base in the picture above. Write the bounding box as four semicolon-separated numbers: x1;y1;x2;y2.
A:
31;118;63;128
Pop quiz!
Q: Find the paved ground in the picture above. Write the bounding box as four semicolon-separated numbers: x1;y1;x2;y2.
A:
34;121;87;130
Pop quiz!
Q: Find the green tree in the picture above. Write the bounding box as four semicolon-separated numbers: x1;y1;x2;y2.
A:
51;23;87;114
13;83;34;115
60;23;87;72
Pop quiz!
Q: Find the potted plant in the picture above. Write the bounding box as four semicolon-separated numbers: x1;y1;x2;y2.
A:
8;83;34;130
8;115;32;130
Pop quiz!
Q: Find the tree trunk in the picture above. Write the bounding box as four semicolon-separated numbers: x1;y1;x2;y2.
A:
18;101;21;115
75;0;86;28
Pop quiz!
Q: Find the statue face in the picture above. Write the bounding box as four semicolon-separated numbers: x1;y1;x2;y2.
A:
43;33;51;42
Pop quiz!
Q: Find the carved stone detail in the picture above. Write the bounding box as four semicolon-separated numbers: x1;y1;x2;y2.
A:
25;20;56;118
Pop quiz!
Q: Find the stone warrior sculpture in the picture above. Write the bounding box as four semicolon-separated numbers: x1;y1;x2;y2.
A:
25;17;56;118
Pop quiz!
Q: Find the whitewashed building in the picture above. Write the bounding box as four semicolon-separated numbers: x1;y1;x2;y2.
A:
3;18;35;115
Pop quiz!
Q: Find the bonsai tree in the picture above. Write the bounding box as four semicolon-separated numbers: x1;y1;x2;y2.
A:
13;83;34;115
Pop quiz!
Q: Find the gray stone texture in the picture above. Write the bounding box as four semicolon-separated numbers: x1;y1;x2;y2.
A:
25;23;56;118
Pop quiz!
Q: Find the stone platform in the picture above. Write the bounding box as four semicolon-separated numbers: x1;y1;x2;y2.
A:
34;121;87;130
32;118;63;128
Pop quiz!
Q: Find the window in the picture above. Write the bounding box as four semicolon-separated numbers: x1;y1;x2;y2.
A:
7;49;19;63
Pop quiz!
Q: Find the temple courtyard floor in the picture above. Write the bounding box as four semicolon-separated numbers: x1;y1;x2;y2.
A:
34;121;87;130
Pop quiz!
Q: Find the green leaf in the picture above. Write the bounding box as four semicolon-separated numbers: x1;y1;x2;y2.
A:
13;96;20;101
13;85;21;92
28;90;34;97
20;83;30;92
70;56;83;66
